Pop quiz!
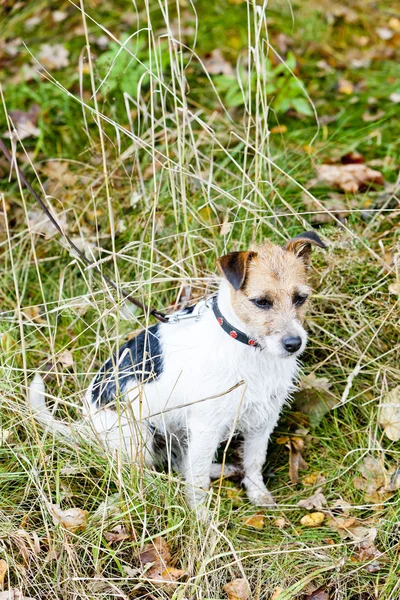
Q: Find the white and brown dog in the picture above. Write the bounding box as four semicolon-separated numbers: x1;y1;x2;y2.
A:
29;231;326;510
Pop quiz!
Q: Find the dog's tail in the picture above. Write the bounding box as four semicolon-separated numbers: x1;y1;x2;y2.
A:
28;374;73;436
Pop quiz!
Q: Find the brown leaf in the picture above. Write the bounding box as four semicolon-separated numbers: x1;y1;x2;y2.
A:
300;512;325;527
271;588;284;600
389;283;400;296
140;536;170;565
378;386;400;441
301;192;349;225
302;473;326;486
4;104;40;140
295;374;336;426
204;49;234;76
288;437;308;484
303;587;329;600
146;566;186;590
242;513;264;529
27;208;67;239
47;504;88;532
223;578;250;600
273;517;288;529
58;350;74;368
103;525;131;544
298;488;327;511
315;164;384;193
22;306;44;323
0;560;7;586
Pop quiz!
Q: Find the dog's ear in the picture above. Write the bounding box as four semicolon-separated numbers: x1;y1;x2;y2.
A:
285;231;327;265
217;251;257;290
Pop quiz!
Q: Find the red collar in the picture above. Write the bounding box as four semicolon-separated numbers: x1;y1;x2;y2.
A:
212;297;260;349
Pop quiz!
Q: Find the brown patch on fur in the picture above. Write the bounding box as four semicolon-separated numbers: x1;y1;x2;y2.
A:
217;250;256;291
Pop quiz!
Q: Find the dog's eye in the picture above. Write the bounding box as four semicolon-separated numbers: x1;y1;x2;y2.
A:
293;294;308;307
251;297;273;309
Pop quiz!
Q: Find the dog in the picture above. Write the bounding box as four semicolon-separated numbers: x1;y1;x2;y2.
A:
29;231;326;511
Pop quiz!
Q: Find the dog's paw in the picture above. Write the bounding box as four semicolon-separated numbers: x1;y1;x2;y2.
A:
247;489;277;507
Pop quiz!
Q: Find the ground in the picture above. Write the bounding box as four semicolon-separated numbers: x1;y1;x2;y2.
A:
0;0;399;599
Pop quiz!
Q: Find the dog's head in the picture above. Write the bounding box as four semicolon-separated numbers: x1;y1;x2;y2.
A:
217;231;326;357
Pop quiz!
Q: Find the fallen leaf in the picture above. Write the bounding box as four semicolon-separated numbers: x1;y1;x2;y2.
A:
295;374;335;427
300;512;325;527
223;578;250;600
331;5;359;24
42;162;77;188
341;151;364;165
338;79;353;95
147;566;186;589
301;191;349;225
242;513;264;529
385;467;400;492
27;208;67;239
353;456;390;503
273;517;288;529
38;44;70;69
303;586;329;600
204;49;234;75
315;164;384;193
389;92;400;104
139;536;171;569
103;525;131;544
288;436;308;484
0;560;7;586
271;587;284;600
22;306;44;323
302;473;326;486
4;105;40;140
378;386;400;441
298;487;327;511
0;591;37;600
58;350;74;368
47;504;88;532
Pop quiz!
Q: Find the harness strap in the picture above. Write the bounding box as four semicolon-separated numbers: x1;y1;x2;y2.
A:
0;139;168;323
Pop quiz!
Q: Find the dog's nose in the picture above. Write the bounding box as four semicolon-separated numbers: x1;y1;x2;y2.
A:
282;336;302;354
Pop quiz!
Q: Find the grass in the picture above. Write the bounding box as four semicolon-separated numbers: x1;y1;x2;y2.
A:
0;0;400;598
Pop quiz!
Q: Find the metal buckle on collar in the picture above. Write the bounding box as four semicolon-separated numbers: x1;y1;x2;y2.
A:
165;295;215;324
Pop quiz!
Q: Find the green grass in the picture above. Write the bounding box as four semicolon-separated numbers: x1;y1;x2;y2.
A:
0;0;400;598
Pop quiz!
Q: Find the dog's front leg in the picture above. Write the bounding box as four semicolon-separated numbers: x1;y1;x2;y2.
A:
182;424;221;514
242;427;276;506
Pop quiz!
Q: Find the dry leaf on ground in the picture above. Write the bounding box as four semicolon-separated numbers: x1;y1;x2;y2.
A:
303;587;329;600
139;536;185;590
295;374;336;426
38;44;69;69
298;488;327;511
378;386;400;441
273;517;288;529
47;504;88;532
223;578;250;600
58;350;74;368
301;192;349;225
103;525;131;544
353;456;391;503
4;105;40;140
315;164;384;193
287;436;308;484
27;209;67;239
203;49;234;75
242;513;264;529
271;588;284;600
0;560;7;586
300;512;325;527
302;472;326;486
